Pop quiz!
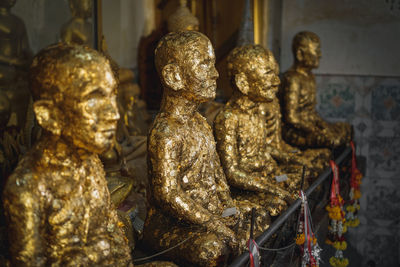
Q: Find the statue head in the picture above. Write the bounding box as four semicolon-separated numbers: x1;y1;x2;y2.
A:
0;91;10;129
0;0;16;9
155;31;218;103
30;43;119;154
292;31;321;69
167;0;199;32
69;0;92;19
227;44;280;102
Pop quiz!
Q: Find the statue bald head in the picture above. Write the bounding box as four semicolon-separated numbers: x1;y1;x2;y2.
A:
30;43;119;153
227;44;280;102
227;44;278;80
155;31;218;102
292;31;321;68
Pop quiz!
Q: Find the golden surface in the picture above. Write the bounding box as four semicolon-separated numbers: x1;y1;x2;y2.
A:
61;0;93;47
280;31;352;148
2;44;132;266
0;0;32;130
214;45;310;216
167;0;199;32
144;31;270;267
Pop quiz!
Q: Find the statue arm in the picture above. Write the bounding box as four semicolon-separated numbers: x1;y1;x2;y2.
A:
150;133;215;226
214;112;292;199
3;185;46;266
282;75;315;132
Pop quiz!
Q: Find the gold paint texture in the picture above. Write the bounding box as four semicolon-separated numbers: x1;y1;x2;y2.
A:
281;31;352;148
214;45;313;216
167;0;199;32
2;43;132;266
144;31;270;267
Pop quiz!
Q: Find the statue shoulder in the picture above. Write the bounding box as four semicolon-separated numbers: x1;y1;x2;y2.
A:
148;115;183;148
282;69;303;82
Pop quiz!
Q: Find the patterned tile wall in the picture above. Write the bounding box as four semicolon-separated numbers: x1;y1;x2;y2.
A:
316;74;400;267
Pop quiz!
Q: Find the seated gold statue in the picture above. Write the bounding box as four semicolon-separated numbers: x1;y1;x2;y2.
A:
0;0;32;130
61;0;93;46
214;45;310;217
2;44;132;266
143;31;270;267
280;31;352;148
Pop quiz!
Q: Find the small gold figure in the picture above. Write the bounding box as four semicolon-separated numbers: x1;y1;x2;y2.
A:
2;44;132;266
167;0;199;32
144;31;270;267
0;0;33;130
61;0;93;47
280;31;352;148
214;45;309;216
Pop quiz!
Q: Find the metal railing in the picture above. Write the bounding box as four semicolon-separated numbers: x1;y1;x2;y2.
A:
229;146;352;267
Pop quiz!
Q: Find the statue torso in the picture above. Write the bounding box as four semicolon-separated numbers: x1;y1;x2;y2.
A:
149;111;226;215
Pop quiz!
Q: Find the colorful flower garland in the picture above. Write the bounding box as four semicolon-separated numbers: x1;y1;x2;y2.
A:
297;191;322;267
326;160;349;267
345;141;362;228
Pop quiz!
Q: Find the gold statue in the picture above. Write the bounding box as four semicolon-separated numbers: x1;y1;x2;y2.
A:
61;0;93;47
0;0;32;130
144;31;270;267
280;31;352;148
2;44;132;266
167;0;199;32
214;45;309;216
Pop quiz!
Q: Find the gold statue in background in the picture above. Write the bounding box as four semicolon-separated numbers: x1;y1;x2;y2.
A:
281;31;352;148
167;0;199;32
2;44;132;266
144;31;270;267
0;0;32;130
61;0;93;46
214;45;308;216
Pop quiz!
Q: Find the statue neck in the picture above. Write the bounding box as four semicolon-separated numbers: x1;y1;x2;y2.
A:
293;62;313;76
231;91;258;110
160;90;199;120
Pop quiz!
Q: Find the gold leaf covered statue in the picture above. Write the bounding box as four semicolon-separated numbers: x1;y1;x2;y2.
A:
280;31;352;148
61;0;93;46
2;43;132;266
167;0;199;32
0;0;32;130
144;31;270;267
214;45;311;216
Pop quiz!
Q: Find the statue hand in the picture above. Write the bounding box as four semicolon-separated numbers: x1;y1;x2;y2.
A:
207;217;237;251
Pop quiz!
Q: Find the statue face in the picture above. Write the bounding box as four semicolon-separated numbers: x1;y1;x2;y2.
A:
181;38;219;102
300;40;321;68
63;65;119;154
246;52;280;102
70;0;92;18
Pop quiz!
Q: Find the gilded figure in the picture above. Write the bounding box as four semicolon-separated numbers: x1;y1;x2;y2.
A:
214;45;309;216
144;31;270;267
2;44;132;266
280;31;352;148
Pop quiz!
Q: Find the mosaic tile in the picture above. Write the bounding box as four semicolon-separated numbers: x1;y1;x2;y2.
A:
316;77;356;119
371;80;400;121
368;137;400;177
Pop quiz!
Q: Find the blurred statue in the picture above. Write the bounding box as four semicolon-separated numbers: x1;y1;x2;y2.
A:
214;45;307;216
61;0;93;47
280;31;352;149
0;0;32;130
143;31;270;267
2;44;132;266
167;0;199;32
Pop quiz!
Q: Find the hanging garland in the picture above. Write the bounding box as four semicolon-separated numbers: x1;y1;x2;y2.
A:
345;141;363;228
296;190;322;267
326;160;349;267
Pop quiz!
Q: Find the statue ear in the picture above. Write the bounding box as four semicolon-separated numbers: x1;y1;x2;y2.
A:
33;100;62;136
295;49;304;62
161;64;184;92
234;72;250;95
